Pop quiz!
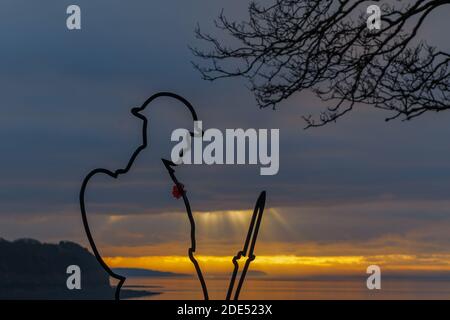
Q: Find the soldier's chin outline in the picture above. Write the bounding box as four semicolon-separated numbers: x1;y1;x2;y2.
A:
79;92;201;300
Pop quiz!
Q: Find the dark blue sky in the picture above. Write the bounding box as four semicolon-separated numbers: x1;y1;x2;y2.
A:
1;1;450;260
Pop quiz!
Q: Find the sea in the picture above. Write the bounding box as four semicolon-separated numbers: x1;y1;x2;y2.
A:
123;276;450;300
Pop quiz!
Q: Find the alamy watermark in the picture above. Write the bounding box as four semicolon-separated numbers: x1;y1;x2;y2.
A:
367;4;381;30
66;265;81;290
66;5;81;30
366;265;381;290
171;121;279;176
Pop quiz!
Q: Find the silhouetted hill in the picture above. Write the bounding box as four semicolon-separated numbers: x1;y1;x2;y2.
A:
242;270;267;277
0;238;157;299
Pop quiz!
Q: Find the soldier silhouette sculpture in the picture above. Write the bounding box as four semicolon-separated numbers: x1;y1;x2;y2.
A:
79;92;266;300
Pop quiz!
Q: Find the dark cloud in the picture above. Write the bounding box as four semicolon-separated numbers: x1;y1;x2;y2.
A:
1;1;450;256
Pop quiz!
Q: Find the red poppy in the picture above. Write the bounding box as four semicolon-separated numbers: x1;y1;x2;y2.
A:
172;183;185;199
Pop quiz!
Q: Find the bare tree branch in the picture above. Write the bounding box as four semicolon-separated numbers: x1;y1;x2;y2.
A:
191;0;450;128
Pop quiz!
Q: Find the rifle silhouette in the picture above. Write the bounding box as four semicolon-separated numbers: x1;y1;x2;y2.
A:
226;191;266;300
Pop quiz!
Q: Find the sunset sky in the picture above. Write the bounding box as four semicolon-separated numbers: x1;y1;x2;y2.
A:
1;0;450;282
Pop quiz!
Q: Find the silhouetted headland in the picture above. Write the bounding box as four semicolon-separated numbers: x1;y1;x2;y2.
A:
0;238;159;299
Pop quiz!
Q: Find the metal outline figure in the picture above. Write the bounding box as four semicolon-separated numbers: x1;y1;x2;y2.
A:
79;92;266;300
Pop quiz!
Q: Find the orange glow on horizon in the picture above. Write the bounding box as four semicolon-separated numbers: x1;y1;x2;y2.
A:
104;254;450;277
